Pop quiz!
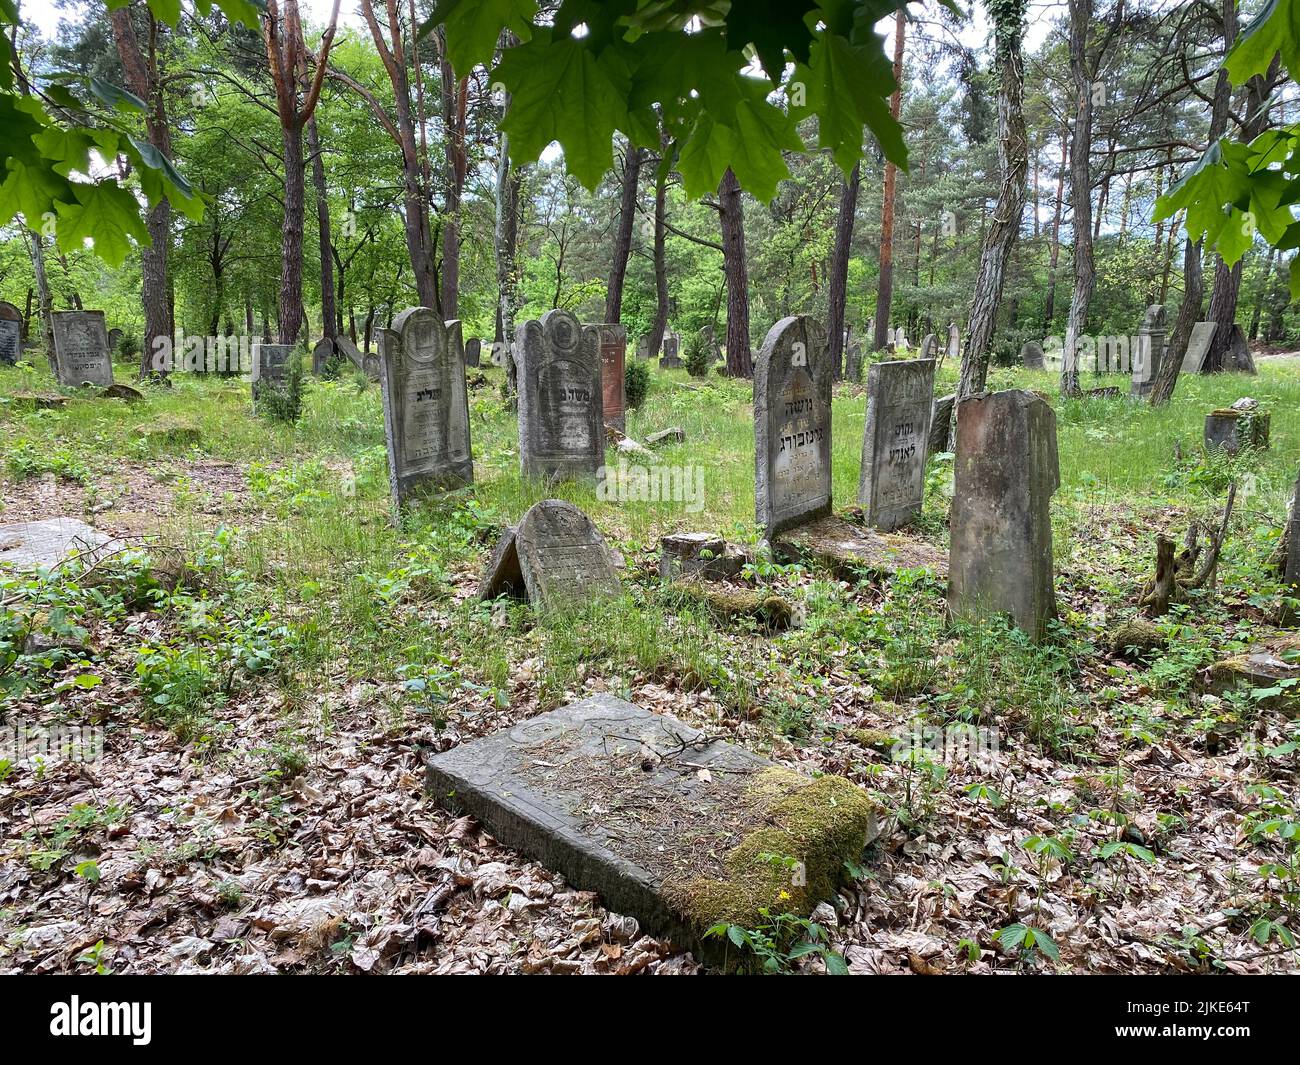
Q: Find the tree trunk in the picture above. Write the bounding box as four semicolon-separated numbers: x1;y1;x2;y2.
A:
108;4;172;378
718;167;752;377
26;229;54;364
827;161;861;379
1149;237;1204;406
1249;244;1275;340
1061;0;1093;397
957;0;1029;399
494;32;524;396
1044;123;1068;330
648;165;669;362
306;117;337;340
439;33;467;318
873;10;906;352
605;144;643;324
277;121;307;344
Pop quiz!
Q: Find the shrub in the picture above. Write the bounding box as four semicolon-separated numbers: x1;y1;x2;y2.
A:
625;358;650;408
685;332;712;378
254;351;305;424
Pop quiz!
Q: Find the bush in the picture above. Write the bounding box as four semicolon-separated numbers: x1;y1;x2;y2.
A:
625;358;650;408
254;350;305;424
685;332;712;378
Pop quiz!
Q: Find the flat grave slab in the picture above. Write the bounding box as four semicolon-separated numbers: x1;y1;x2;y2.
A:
774;514;947;581
0;518;112;571
426;694;878;957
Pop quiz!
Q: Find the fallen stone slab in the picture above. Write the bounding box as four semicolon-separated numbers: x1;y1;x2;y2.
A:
7;391;68;410
1207;640;1299;712
477;499;620;611
774;514;947;581
646;426;685;447
0;518;112;572
100;383;144;402
425;694;878;961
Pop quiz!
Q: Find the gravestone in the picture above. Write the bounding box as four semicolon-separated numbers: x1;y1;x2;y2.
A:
465;337;482;368
1204;401;1270;455
378;307;473;505
0;518;111;571
106;326;123;351
660;532;744;581
884;326;895;350
636;335;651;360
1020;341;1044;369
597;324;627;432
857;358;936;531
516;309;604;482
660;332;681;368
478;499;620;611
425;694;878;958
251;342;293;389
948;390;1059;640
1182;321;1216;373
929;393;956;454
51;310;112;387
312;336;335;375
490;340;509;367
337;335;364;371
919;333;937;359
754;316;832;539
947;323;960;361
0;302;19;366
894;328;910;352
845;339;863;383
1131;304;1167;397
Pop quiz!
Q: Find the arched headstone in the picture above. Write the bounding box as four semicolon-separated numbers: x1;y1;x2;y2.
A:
516;309;603;482
0;301;21;366
51;310;112;386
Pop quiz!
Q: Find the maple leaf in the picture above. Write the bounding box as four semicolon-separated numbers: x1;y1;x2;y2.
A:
53;180;152;267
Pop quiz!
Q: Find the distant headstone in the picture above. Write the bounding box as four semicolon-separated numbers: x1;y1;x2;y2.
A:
660;332;681;368
845;340;863;383
106;326;123;350
1182;321;1216;373
465;337;482;368
251;342;293;388
894;328;910;352
489;340;508;367
337;335;364;371
636;335;652;360
1020;341;1044;369
919;334;937;359
478;499;620;611
660;532;744;581
929;393;956;455
51;310;112;387
754;316;832;539
598;324;627;432
857;358;936;531
516;309;603;482
0;305;19;365
947;323;960;361
949;389;1060;640
312;336;335;375
0;517;111;572
378;307;473;505
1131;305;1167;397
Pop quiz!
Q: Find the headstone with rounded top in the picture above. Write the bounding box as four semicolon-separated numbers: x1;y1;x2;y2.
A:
1131;304;1167;397
379;306;473;507
312;336;335;375
858;358;936;531
1020;340;1045;369
0;301;20;366
919;333;937;359
465;337;482;368
516;309;603;482
51;310;113;386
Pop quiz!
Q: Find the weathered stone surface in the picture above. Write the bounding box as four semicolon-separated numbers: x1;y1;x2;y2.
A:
929;393;955;455
775;514;947;580
101;383;143;402
660;332;681;368
948;389;1059;640
378;307;473;506
1020;341;1044;369
754;316;832;539
425;694;878;952
635;335;651;360
946;323;959;361
1131;304;1167;397
857;358;936;531
1205;407;1270;455
516;309;604;482
645;426;685;447
0;318;19;366
465;337;482;368
1182;321;1216;372
477;499;619;611
0;518;111;571
337;335;380;380
251;342;293;389
597;324;627;432
919;334;937;359
660;532;744;581
1207;639;1300;712
51;310;112;387
8;391;67;410
311;337;335;375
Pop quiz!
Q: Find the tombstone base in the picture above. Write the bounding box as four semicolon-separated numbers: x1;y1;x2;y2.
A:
659;532;745;581
774;515;947;581
425;695;878;962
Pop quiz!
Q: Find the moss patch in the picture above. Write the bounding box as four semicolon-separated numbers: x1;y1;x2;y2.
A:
663;767;877;930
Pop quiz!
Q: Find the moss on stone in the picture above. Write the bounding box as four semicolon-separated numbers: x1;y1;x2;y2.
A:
1111;617;1167;659
663;767;877;931
849;727;898;752
668;579;794;630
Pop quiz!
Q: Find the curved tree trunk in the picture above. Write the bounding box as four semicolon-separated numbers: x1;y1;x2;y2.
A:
605;144;643;324
827;161;861;379
306;117;337;339
958;0;1029;399
1148;237;1203;406
718;167;752;377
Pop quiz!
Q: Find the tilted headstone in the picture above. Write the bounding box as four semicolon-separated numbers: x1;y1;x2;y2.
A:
1131;304;1167;397
929;393;956;455
858;358;936;531
660;332;681;368
312;336;335;375
1182;321;1216;373
516;309;603;482
251;342;293;389
336;335;364;371
1020;341;1044;369
919;334;937;359
51;310;112;387
948;389;1060;640
378;307;473;505
754;316;832;539
0;303;20;366
597;324;627;432
478;499;620;611
0;517;111;572
465;337;482;368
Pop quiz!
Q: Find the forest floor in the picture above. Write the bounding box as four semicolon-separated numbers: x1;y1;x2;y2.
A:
1;352;1298;975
